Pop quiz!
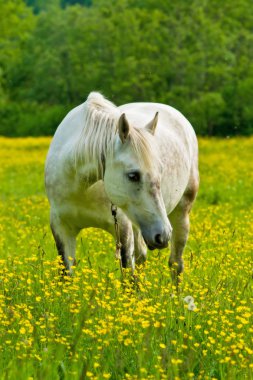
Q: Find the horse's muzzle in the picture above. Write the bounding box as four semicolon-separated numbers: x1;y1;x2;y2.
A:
143;230;170;250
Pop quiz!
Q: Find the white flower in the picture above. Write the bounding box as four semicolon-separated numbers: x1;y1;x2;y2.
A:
183;295;194;304
187;302;197;311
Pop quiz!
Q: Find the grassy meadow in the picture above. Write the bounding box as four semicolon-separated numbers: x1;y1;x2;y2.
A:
0;137;252;380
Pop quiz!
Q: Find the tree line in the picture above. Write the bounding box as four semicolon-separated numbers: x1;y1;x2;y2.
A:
1;0;253;136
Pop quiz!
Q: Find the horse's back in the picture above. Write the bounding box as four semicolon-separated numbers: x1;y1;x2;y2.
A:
47;103;85;158
45;103;87;209
119;102;198;164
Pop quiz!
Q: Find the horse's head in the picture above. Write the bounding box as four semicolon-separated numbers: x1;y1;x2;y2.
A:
104;113;172;250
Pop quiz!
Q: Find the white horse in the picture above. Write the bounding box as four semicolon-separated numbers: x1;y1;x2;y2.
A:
45;92;199;279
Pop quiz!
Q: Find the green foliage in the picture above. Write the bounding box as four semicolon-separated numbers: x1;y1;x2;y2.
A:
0;0;35;67
0;102;69;136
1;0;253;136
190;92;226;136
0;0;35;105
25;0;91;13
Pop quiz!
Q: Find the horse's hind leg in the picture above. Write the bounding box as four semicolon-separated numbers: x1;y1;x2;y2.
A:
168;205;189;283
168;184;198;284
50;212;79;275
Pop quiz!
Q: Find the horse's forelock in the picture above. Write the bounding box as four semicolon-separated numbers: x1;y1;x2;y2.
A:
129;127;158;170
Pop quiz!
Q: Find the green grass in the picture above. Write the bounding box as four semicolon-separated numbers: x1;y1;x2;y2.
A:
0;137;252;380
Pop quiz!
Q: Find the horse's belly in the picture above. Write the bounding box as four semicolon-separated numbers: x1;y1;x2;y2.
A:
162;173;189;214
159;136;192;214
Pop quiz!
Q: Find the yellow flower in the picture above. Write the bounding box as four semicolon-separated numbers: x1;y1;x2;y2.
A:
141;320;150;328
124;338;133;346
103;374;111;379
19;327;26;335
171;358;183;365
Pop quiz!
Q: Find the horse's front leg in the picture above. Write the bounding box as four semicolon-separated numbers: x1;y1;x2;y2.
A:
119;221;135;271
50;212;79;275
133;226;147;266
114;213;135;271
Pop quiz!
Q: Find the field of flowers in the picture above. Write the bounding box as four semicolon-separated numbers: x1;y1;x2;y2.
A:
0;137;252;380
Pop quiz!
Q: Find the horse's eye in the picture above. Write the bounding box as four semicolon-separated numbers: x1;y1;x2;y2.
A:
127;171;141;182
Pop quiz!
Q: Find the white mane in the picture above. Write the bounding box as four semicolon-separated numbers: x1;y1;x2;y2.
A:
75;92;119;173
75;92;156;176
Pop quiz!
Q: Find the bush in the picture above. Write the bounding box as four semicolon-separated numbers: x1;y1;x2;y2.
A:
189;92;226;136
0;102;70;137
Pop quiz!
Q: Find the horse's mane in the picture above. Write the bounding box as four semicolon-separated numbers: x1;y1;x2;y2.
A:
75;92;156;176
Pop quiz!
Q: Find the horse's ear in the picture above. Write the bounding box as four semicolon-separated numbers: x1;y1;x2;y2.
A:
145;112;158;135
118;113;130;143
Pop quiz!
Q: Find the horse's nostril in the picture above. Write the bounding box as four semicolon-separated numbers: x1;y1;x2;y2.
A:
155;234;163;245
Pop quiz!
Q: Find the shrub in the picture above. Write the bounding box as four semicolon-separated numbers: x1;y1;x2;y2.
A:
0;102;70;136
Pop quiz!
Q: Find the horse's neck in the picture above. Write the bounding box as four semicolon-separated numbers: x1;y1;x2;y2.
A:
73;146;106;189
73;155;99;182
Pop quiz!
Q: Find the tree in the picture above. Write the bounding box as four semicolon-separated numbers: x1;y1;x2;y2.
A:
0;0;35;105
1;0;253;136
